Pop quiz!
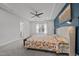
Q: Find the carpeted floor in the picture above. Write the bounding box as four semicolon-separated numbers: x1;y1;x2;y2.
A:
0;40;68;56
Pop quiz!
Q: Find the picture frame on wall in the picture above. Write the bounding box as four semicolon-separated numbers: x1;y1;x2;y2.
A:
58;4;71;23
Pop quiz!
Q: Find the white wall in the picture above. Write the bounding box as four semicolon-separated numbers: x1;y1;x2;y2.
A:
21;21;30;39
29;20;54;35
0;9;20;46
47;21;54;35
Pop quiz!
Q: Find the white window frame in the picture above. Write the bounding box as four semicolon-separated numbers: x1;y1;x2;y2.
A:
36;23;47;35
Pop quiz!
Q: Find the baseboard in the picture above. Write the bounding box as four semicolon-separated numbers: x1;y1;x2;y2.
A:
0;38;20;47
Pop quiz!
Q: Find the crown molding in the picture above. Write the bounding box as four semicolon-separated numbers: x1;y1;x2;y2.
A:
0;3;28;21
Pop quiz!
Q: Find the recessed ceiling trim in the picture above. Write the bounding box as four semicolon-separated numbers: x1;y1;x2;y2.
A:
0;3;29;21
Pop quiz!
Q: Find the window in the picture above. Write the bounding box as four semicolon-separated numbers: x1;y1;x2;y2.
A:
20;22;24;37
36;23;47;35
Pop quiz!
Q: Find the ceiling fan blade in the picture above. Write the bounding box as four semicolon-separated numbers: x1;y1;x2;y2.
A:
31;15;40;18
31;15;36;18
37;16;40;18
30;12;35;15
38;13;44;15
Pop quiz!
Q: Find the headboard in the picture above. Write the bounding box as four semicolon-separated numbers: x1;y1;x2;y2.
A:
56;26;75;43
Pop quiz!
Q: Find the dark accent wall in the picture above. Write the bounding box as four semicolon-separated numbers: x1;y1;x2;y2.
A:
54;3;72;34
72;3;79;55
54;3;79;55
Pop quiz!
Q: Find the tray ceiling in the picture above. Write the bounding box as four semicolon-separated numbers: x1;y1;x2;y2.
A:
2;3;66;21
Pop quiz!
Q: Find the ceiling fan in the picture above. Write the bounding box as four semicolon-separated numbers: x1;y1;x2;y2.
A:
30;10;44;18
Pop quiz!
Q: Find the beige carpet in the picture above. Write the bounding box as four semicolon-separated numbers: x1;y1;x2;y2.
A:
0;39;68;56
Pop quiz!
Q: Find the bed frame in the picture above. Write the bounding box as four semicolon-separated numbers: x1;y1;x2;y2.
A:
23;35;69;54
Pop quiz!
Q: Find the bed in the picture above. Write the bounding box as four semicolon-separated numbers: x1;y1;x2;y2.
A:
23;35;69;53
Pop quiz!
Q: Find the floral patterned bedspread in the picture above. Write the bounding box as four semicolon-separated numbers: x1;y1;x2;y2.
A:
24;35;68;53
